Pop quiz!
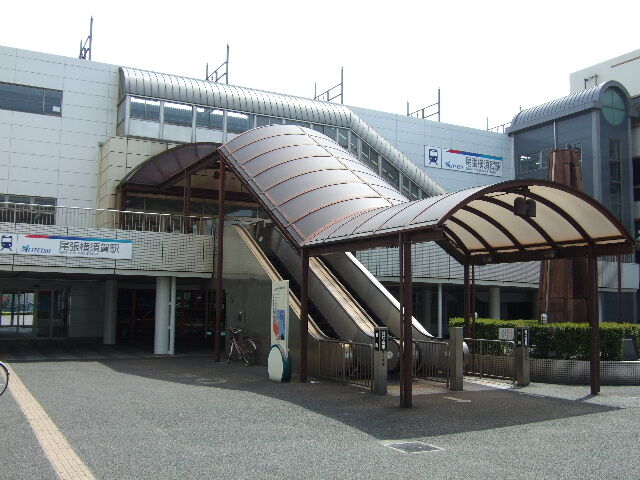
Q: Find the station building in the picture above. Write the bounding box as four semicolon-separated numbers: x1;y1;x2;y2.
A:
0;44;638;354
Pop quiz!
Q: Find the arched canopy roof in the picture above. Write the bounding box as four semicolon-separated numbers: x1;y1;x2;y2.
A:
119;66;446;196
507;80;631;134
118;142;219;189
218;125;634;264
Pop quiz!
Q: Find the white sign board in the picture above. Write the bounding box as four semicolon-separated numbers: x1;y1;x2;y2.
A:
425;146;503;177
0;234;133;260
270;280;289;354
498;328;515;341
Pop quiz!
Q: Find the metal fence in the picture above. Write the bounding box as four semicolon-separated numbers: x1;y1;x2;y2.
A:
0;201;213;235
531;358;640;386
317;339;373;390
413;338;449;386
464;338;516;381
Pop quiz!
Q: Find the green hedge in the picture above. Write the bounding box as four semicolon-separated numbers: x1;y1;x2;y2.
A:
449;318;640;361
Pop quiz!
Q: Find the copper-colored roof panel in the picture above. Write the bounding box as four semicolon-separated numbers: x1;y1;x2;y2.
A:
218;125;633;261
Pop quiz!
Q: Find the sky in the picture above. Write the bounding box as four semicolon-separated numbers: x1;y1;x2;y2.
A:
1;0;637;130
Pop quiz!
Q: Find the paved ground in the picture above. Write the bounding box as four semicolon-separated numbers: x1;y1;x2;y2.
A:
1;348;640;479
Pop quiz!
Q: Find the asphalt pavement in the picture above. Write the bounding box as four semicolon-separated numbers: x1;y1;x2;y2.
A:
1;355;639;479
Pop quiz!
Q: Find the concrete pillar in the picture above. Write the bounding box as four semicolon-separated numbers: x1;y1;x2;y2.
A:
421;287;432;331
448;326;464;391
154;276;171;355
437;283;443;338
169;277;176;355
103;279;117;345
489;286;501;320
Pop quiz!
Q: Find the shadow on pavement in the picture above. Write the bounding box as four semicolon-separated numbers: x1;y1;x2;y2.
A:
91;355;619;440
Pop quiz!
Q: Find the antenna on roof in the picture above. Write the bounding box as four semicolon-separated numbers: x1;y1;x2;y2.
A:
78;16;93;60
205;44;229;84
313;67;343;104
407;88;440;122
486;117;511;133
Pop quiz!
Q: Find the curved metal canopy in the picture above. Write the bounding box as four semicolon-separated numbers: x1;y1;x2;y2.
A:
119;66;446;197
507;80;630;134
118;142;219;189
219;125;634;264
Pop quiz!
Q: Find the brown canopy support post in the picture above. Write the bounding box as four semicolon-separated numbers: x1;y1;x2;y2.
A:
588;253;600;394
300;249;309;382
399;233;413;408
183;170;192;233
463;262;470;338
214;158;226;363
471;264;476;338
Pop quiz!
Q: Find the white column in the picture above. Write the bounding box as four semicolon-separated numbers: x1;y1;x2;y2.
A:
437;283;443;338
489;286;501;320
154;276;171;355
422;288;432;330
168;277;176;355
103;279;117;345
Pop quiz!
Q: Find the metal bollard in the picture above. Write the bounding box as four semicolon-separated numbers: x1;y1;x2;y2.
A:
515;327;530;386
449;327;464;391
373;327;388;395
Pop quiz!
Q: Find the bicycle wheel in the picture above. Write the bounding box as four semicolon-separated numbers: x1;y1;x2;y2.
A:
0;362;9;397
242;340;257;366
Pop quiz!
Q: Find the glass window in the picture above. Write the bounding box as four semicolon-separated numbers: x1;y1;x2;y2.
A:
337;128;348;148
602;88;626;126
43;90;62;115
130;97;160;121
519;148;551;174
410;182;420;201
360;142;370;165
0;194;56;225
401;174;411;198
349;133;359;156
0;82;62;117
227;111;252;134
196;107;224;130
380;157;400;189
163;102;192;126
284;119;310;128
256;115;281;127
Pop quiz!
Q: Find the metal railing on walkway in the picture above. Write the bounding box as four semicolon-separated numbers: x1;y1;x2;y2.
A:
317;339;373;390
413;338;450;386
464;338;515;381
0;201;213;235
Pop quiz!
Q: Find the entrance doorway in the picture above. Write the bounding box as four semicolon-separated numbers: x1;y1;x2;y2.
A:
0;289;68;337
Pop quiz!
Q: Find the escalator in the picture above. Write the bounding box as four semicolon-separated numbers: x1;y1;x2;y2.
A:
255;224;433;342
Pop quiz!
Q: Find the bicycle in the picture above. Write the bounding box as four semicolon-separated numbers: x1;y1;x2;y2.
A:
227;328;257;366
0;361;9;397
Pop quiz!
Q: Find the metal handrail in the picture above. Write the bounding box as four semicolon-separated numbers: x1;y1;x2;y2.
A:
317;339;373;390
0;201;214;235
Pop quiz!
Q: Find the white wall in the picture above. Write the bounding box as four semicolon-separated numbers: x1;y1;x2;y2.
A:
0;46;118;209
570;49;640;96
350;106;513;192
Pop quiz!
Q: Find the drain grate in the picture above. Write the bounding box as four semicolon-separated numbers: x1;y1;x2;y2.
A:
386;441;443;453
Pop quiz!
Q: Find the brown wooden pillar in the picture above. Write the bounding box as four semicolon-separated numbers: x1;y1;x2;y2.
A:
463;262;470;338
399;233;413;408
300;249;309;382
587;252;600;394
471;264;476;339
214;158;226;362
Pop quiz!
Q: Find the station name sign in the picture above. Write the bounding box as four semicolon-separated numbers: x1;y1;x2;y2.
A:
425;145;503;177
0;234;133;260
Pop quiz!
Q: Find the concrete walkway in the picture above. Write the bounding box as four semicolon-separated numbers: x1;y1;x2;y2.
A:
1;355;639;479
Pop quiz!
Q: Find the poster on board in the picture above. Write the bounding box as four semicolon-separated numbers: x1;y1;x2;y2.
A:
270;280;289;354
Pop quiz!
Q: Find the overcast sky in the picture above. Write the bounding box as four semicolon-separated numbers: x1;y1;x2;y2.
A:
2;1;637;130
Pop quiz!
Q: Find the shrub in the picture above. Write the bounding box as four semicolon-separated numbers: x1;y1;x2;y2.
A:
449;318;640;361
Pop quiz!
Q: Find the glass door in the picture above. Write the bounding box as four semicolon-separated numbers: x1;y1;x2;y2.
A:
0;291;35;336
35;289;69;338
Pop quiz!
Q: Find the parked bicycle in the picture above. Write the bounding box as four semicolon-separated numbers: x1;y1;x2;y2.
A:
0;361;9;397
227;328;257;366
